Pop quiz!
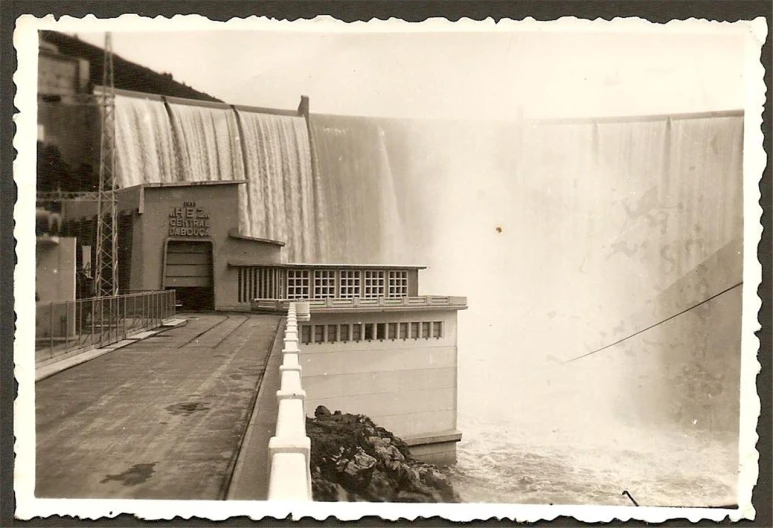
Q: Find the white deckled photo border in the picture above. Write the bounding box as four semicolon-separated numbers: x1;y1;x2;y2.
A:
13;13;767;523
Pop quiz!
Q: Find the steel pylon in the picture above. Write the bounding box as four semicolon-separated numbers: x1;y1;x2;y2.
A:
93;32;118;297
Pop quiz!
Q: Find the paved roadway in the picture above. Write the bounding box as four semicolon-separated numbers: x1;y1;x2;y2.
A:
35;313;281;500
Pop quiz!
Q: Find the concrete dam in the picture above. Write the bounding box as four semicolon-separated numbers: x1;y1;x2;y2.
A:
38;67;743;504
112;91;742;435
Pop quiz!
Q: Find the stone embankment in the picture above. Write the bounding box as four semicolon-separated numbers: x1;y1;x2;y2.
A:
306;406;460;502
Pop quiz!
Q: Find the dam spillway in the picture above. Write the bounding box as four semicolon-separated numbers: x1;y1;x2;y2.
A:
113;94;320;262
112;93;413;265
110;89;744;436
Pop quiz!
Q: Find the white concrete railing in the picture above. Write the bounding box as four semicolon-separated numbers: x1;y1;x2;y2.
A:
267;302;312;501
252;296;467;312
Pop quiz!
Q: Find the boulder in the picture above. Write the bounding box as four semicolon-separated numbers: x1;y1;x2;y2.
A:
315;405;332;419
307;406;460;502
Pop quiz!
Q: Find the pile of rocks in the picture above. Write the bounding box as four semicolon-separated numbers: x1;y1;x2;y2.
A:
306;406;460;502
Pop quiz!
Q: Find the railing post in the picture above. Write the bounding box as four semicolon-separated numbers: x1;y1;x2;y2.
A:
113;296;118;343
108;296;113;344
65;300;70;352
48;301;54;358
111;296;115;344
98;297;103;347
78;299;82;347
90;298;95;347
121;295;124;337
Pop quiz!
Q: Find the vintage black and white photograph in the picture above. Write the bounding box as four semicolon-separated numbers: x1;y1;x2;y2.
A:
14;14;764;521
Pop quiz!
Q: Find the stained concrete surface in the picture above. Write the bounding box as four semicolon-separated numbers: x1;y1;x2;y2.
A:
36;313;281;499
227;319;285;500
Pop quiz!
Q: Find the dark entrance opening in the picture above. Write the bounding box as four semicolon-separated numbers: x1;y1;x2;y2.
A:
169;286;213;311
164;241;214;311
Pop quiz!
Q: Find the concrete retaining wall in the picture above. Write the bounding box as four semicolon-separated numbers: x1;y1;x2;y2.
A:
300;309;461;463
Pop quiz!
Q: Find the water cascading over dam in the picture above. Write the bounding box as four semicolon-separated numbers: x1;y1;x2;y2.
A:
112;89;744;504
371;113;743;433
308;115;410;265
114;91;744;432
372;113;743;506
238;110;318;263
114;95;178;186
113;94;320;262
167;100;244;184
113;93;413;265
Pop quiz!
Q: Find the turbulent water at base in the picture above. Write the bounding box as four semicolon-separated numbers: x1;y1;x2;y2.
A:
319;113;743;507
113;92;744;506
446;416;738;506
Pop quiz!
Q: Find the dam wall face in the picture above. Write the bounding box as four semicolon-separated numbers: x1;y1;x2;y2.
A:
414;114;744;437
312;112;743;436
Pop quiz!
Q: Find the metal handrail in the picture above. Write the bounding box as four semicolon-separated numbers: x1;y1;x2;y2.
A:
35;290;176;364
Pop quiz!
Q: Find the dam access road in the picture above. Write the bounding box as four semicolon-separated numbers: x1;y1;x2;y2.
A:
35;313;283;500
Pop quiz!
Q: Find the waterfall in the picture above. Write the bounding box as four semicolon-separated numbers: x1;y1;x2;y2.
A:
166;102;244;183
109;94;745;504
112;94;318;262
309;115;408;264
237;110;316;262
114;96;178;187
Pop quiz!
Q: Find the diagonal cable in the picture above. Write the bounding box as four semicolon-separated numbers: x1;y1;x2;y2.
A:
561;281;743;365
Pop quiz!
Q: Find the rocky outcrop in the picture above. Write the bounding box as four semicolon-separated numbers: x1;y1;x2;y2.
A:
307;406;460;502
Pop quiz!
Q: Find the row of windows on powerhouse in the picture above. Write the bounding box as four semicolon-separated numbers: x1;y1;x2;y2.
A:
300;321;443;344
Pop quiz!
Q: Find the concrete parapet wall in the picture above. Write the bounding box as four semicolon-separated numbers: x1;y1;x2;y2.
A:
301;309;460;456
267;303;312;501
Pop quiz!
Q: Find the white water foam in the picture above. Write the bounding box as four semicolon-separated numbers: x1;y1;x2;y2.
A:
447;415;737;507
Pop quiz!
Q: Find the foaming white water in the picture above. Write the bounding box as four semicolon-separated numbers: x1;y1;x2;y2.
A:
310;116;408;264
114;96;178;186
448;415;737;507
112;94;321;262
167;102;244;183
238;110;317;261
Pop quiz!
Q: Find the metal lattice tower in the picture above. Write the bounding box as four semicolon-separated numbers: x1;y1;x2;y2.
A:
93;32;118;297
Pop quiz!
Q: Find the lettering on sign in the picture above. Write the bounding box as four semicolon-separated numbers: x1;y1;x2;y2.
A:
168;201;211;237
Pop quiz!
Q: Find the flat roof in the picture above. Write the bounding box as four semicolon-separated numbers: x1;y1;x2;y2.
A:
228;229;285;247
229;261;427;270
137;180;248;189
